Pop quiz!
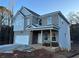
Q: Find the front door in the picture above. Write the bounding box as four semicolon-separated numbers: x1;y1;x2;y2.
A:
38;33;42;44
32;31;38;44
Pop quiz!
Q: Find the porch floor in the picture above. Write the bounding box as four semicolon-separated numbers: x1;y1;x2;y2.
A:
30;44;59;52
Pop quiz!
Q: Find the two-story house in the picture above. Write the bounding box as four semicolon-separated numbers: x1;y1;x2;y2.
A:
13;7;71;50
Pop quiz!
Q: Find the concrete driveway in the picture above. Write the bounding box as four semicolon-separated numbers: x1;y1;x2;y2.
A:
0;44;34;53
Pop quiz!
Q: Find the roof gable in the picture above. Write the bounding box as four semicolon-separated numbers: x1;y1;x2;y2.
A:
22;7;40;16
20;7;32;16
57;11;70;24
41;11;70;24
13;11;24;23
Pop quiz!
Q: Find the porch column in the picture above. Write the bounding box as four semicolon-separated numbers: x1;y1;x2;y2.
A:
50;29;52;47
29;31;33;45
41;30;43;45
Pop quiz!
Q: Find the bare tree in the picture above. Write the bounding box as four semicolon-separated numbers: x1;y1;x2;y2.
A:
68;12;79;24
0;6;12;26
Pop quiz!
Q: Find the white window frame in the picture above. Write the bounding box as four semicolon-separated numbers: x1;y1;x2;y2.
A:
47;16;52;25
27;19;30;25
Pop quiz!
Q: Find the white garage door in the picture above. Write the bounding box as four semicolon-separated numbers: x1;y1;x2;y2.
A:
15;35;29;45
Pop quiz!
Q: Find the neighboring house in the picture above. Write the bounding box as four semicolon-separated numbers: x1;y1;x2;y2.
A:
13;6;71;50
70;24;79;43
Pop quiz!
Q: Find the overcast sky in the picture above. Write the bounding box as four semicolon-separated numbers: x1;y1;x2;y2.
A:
0;0;79;17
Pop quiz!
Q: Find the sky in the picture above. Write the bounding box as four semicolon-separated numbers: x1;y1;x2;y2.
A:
0;0;79;17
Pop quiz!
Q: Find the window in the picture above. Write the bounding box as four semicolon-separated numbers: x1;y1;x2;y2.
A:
52;33;56;41
44;32;48;40
38;19;42;25
27;19;30;25
47;17;52;25
65;33;66;38
61;20;63;24
52;37;56;41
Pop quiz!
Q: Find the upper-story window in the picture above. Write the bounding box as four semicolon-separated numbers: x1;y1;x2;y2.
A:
27;19;30;25
38;19;42;25
47;16;52;25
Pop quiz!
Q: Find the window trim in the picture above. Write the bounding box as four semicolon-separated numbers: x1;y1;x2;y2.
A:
47;16;52;25
27;19;30;25
38;19;42;25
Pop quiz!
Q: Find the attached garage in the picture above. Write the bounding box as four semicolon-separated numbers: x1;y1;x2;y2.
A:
14;35;29;45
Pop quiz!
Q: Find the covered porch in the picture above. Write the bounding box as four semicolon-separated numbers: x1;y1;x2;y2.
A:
31;29;59;47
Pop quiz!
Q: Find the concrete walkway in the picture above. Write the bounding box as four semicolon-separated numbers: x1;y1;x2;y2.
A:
0;44;34;53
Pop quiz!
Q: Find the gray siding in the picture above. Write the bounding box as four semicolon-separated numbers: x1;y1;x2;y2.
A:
24;15;32;28
32;15;39;25
41;16;47;26
13;12;24;31
52;14;58;26
41;13;58;26
58;15;71;50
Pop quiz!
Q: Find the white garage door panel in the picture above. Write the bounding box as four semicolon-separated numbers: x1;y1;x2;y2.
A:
15;35;29;45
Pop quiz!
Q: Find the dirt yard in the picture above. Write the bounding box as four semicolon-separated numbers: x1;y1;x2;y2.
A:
0;43;78;58
0;49;54;58
0;48;74;58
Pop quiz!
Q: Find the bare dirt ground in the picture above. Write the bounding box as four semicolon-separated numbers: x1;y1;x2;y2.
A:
0;48;74;58
0;49;54;58
70;43;79;58
0;43;78;58
54;43;79;58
